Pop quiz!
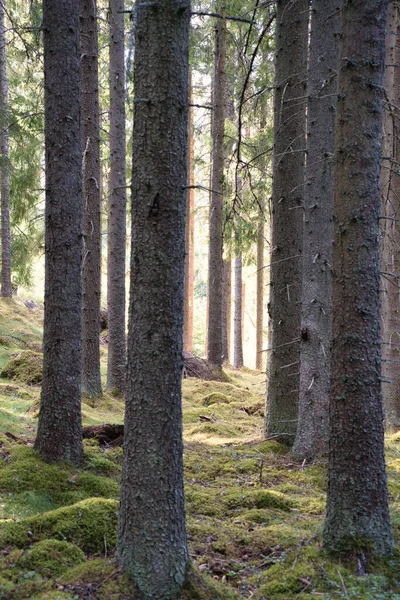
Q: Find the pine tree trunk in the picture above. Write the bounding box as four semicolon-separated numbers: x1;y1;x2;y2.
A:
107;0;127;394
81;0;102;398
0;2;11;298
292;0;340;461
264;0;308;445
323;0;393;556
34;0;83;465
381;2;400;430
183;68;195;353
118;1;190;597
207;2;226;368
233;254;243;369
256;199;264;370
221;257;231;362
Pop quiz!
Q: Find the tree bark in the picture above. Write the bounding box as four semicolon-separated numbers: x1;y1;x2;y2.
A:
107;0;127;394
183;68;195;353
0;1;11;298
34;0;83;465
207;1;226;368
292;0;340;461
81;0;102;398
264;0;308;445
118;1;190;598
256;199;265;370
323;0;393;556
221;257;231;362
381;1;400;430
233;253;243;369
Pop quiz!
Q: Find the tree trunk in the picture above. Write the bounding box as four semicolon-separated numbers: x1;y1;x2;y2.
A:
323;0;393;556
221;257;231;362
0;2;11;298
264;0;308;445
292;0;340;461
34;0;83;465
381;1;400;430
256;199;265;370
107;0;127;394
81;0;102;398
233;254;243;369
207;2;226;368
118;1;190;598
183;68;195;353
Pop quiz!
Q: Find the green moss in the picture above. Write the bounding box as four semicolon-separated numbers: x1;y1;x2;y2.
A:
201;392;231;406
0;351;43;385
180;564;240;599
240;508;273;524
223;488;292;511
13;539;86;577
0;576;15;597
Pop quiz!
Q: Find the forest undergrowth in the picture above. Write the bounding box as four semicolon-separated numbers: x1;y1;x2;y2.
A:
0;299;399;599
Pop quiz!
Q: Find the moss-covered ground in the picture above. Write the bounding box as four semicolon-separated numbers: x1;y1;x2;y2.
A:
0;298;400;598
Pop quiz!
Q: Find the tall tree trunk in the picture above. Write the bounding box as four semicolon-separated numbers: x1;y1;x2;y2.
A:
323;0;393;556
221;257;231;362
207;2;226;368
107;0;127;394
0;1;11;298
81;0;102;398
118;1;190;598
34;0;83;465
183;68;195;353
381;1;400;430
292;0;340;461
256;199;265;370
233;253;243;369
264;0;308;445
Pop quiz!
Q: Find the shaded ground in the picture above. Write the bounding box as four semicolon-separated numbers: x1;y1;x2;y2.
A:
0;298;399;599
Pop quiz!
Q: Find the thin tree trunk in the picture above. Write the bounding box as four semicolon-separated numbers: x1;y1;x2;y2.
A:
221;257;231;362
323;0;393;556
264;0;308;445
0;1;11;298
292;0;340;461
381;1;400;430
118;1;190;597
81;0;102;398
183;68;195;353
107;0;127;394
233;254;243;369
256;199;264;370
207;1;226;368
34;0;83;465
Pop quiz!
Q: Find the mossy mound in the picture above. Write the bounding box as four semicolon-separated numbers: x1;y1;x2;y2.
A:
180;564;240;599
1;351;43;385
201;392;232;406
9;539;86;577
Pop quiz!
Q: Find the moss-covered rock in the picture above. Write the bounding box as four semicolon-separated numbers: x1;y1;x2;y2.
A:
1;351;43;385
223;488;292;511
14;539;86;576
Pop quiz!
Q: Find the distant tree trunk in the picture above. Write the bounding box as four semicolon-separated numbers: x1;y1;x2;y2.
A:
265;0;308;445
323;0;393;556
221;257;231;362
256;199;265;370
35;0;83;465
292;0;340;461
118;1;190;598
233;254;243;369
381;1;400;430
107;0;127;394
207;2;226;368
0;2;11;298
183;68;195;353
81;0;102;398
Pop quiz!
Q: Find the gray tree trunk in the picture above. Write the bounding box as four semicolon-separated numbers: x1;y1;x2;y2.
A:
34;0;83;465
207;1;226;368
118;1;190;598
292;0;340;461
233;253;243;369
81;0;102;398
256;199;265;370
0;1;11;298
221;257;231;362
264;0;308;445
107;0;127;394
323;0;393;556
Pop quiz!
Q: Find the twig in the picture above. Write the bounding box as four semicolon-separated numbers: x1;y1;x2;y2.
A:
191;11;257;25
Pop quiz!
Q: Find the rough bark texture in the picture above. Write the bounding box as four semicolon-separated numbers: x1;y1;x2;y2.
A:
34;0;83;465
381;1;400;430
221;257;231;362
265;0;308;445
323;0;393;556
183;68;195;353
0;2;11;298
256;200;265;370
233;254;243;369
118;1;190;598
81;0;102;397
107;0;127;394
292;0;340;461
207;2;226;368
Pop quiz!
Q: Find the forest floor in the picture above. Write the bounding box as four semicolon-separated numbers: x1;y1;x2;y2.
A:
0;298;399;599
